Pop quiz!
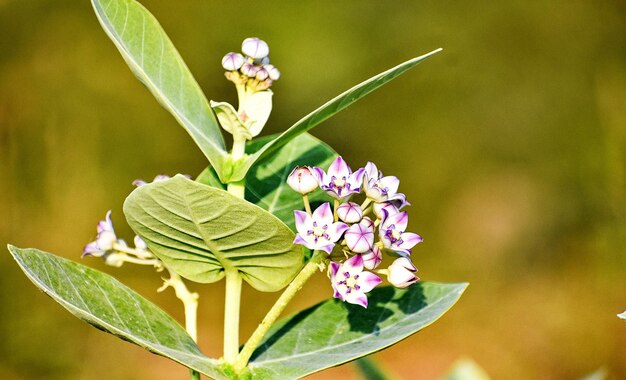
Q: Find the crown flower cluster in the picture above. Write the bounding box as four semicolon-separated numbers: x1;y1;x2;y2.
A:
214;38;278;143
222;37;280;93
288;157;422;308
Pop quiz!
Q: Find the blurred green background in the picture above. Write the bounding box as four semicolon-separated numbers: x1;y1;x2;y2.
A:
1;0;625;379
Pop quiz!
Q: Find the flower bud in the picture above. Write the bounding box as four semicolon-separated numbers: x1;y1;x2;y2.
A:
241;62;259;77
287;166;318;194
221;52;244;71
386;257;419;288
344;217;374;253
264;64;281;80
242;37;269;59
362;246;382;270
337;202;362;223
134;235;148;250
255;67;269;81
104;252;126;267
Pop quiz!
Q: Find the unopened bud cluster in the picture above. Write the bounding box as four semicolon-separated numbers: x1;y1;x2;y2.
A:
287;157;422;308
222;37;280;92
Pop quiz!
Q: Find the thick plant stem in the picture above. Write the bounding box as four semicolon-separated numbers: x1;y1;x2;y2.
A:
223;268;243;363
223;141;246;364
233;252;325;373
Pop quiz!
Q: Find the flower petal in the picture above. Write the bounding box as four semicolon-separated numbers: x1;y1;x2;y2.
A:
326;222;349;242
312;202;334;225
398;232;423;250
328;156;350;178
357;271;382;293
293;210;311;236
344;291;368;308
378;175;400;195
386;211;409;231
364;162;379;181
343;254;364;274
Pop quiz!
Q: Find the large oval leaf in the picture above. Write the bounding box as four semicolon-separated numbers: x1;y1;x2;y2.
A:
246;282;468;379
123;175;304;291
91;0;228;178
226;49;443;182
7;245;231;379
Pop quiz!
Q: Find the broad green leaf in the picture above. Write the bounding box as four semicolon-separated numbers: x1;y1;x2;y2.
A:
225;49;442;182
124;175;304;291
246;282;468;379
7;245;230;379
618;311;626;321
91;0;228;178
245;133;336;230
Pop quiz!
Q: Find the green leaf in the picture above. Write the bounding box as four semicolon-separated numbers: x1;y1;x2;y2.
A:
123;175;304;291
246;282;467;379
196;165;226;190
7;245;230;379
91;0;228;178
226;49;442;182
245;133;337;230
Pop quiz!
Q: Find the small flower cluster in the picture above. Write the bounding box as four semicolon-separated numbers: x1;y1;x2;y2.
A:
288;157;421;308
83;210;161;269
82;175;185;269
222;37;280;92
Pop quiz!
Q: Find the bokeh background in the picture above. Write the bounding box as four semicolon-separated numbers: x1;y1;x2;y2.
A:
1;0;625;379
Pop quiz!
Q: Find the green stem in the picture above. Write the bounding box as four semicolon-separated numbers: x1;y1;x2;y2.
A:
190;370;200;380
233;252;326;373
302;194;312;215
223;268;243;363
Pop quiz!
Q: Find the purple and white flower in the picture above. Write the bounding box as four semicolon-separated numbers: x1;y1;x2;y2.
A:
386;257;419;288
363;162;408;207
362;246;382;270
344;217;375;253
293;203;348;253
264;64;280;80
83;211;117;257
242;37;270;59
287;166;318;195
379;211;422;255
373;201;400;220
222;52;245;71
313;156;365;199
337;202;363;223
330;254;382;308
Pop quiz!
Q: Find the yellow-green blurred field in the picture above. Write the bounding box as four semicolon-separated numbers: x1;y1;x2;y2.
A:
1;1;625;379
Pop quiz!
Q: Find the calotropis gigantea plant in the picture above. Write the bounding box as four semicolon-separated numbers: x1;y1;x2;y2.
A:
8;0;468;379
